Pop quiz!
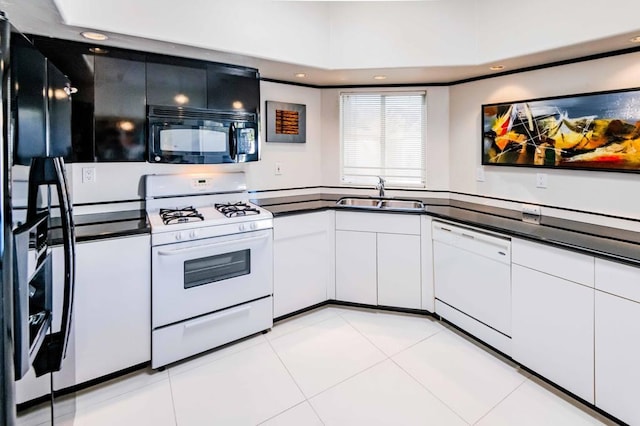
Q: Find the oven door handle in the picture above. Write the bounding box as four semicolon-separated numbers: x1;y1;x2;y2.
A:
157;233;270;256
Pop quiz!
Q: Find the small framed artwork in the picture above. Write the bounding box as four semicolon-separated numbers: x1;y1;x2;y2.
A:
266;101;306;143
481;87;640;172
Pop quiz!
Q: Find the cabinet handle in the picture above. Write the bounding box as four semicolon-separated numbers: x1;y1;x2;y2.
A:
462;233;475;239
183;305;251;331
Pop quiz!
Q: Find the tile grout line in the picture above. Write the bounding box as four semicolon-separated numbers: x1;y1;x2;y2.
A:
264;336;326;425
266;309;344;343
389;355;472;425
166;370;180;426
470;376;529;425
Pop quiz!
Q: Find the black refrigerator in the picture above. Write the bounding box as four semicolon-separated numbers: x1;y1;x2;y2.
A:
0;12;76;426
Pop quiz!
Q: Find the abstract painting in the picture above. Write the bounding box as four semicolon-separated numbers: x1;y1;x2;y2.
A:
265;101;306;143
482;88;640;171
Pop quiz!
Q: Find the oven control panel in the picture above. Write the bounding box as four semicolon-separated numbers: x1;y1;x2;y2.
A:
191;178;213;191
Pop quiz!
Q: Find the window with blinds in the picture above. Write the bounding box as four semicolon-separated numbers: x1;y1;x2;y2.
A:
340;91;426;188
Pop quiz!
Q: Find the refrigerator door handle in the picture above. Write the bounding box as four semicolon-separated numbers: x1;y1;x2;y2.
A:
53;156;75;366
31;157;75;376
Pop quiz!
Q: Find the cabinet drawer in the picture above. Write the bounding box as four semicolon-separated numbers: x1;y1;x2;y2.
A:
151;296;272;368
274;211;331;241
335;211;420;235
512;238;594;287
595;258;640;302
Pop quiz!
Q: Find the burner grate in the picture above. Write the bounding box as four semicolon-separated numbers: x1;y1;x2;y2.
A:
215;202;260;218
159;206;204;225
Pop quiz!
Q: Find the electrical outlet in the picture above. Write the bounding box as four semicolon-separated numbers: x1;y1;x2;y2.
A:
274;162;283;175
476;166;485;182
536;173;547;188
82;167;96;183
522;204;541;216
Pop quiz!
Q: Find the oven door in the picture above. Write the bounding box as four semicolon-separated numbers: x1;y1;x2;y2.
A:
151;229;273;328
148;121;232;164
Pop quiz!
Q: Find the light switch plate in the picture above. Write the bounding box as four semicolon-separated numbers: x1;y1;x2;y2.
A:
476;166;485;182
274;162;283;175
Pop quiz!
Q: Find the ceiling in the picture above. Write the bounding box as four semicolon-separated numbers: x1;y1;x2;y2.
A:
1;0;640;86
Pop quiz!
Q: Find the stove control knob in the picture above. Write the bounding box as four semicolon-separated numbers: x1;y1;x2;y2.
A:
175;232;183;241
239;224;246;232
250;222;257;230
189;230;198;239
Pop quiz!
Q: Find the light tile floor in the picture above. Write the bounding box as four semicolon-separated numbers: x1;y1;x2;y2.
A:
18;306;618;425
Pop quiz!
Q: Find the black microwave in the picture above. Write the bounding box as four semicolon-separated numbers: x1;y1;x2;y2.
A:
147;105;259;164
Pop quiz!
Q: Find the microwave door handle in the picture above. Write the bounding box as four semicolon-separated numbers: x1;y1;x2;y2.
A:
229;123;237;161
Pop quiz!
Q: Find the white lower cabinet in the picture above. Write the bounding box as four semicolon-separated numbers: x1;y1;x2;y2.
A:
273;211;335;318
511;261;595;404
55;234;151;390
377;233;421;309
594;259;640;425
335;211;422;309
335;230;377;305
16;234;151;403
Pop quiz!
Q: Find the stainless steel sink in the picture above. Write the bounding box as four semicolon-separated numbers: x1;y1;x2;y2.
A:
336;197;424;211
379;199;424;210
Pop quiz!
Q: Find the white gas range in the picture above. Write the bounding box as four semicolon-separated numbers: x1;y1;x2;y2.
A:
145;172;273;369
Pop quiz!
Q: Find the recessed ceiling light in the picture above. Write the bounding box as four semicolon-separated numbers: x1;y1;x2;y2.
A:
630;36;640;43
89;47;109;54
294;73;306;78
373;75;387;80
81;31;109;41
490;65;505;71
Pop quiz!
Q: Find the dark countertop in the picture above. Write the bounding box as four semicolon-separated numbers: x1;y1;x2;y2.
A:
50;210;149;245
252;193;640;266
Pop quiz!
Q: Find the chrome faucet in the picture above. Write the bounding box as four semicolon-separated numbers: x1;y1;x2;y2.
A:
375;176;386;198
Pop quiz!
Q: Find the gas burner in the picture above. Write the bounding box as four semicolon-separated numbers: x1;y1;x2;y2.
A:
159;206;204;225
215;202;260;218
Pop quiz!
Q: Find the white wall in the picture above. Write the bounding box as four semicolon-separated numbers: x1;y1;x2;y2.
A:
449;51;640;219
53;0;640;70
70;80;323;205
320;86;450;190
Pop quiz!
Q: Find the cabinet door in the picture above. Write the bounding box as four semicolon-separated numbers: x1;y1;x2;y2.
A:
32;37;96;162
335;230;377;305
273;212;333;318
377;233;421;309
207;65;260;113
146;62;207;108
94;55;146;161
512;264;594;403
421;216;434;311
595;291;640;425
55;235;151;389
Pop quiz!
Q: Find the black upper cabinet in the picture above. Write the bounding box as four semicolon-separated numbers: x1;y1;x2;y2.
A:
94;54;146;162
29;37;260;163
31;37;95;162
47;62;72;159
146;61;207;108
207;64;260;114
12;34;47;165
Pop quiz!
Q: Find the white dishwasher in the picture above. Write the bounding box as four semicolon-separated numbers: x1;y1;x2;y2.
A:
432;221;512;354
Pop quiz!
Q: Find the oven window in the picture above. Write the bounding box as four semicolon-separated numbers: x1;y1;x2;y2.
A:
184;249;251;289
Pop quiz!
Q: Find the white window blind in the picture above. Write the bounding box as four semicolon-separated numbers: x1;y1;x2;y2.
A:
340;91;426;188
